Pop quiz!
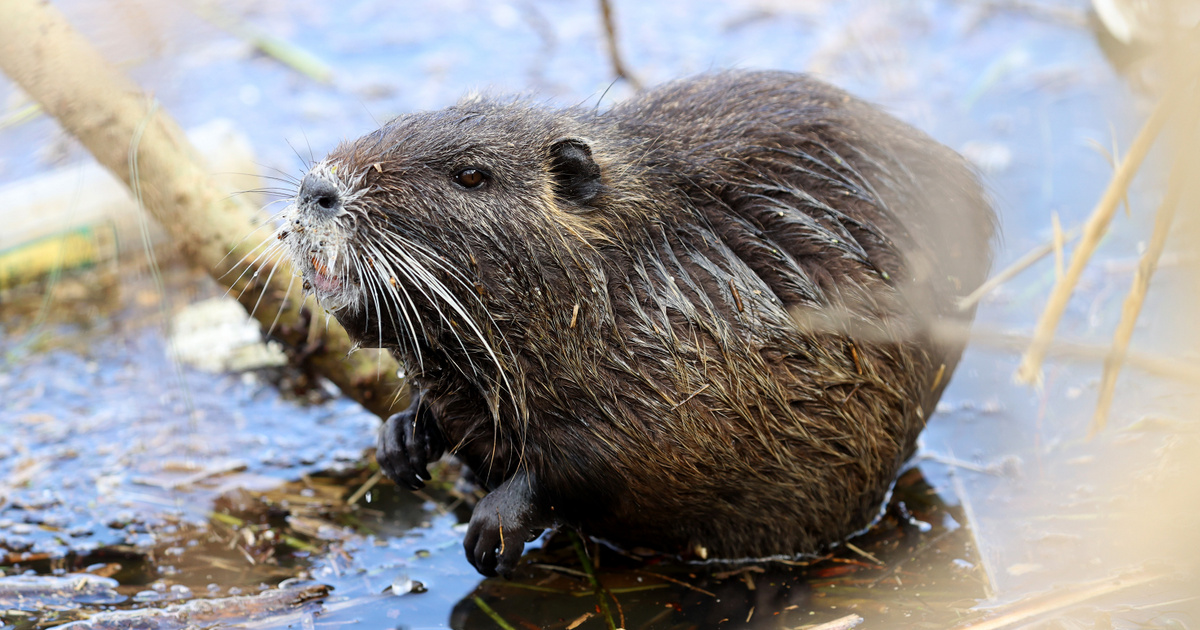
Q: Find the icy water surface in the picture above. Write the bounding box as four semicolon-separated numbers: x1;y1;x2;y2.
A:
2;0;1198;628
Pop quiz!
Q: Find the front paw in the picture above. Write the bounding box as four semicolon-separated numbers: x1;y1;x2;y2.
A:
462;473;545;577
376;395;444;490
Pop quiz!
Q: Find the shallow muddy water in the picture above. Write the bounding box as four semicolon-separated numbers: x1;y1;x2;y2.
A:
2;0;1198;628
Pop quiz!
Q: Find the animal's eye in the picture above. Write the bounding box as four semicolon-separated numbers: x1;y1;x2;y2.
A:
454;168;488;189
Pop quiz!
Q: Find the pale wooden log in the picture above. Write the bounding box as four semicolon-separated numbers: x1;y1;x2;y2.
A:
0;0;404;418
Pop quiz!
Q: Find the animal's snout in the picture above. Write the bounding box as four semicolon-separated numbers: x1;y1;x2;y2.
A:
297;172;342;216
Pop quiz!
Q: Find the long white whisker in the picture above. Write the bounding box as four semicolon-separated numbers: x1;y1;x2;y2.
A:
354;252;388;354
362;241;424;370
229;228;289;302
248;244;288;319
266;272;297;337
368;246;427;371
381;240;483;379
216;212;284;275
370;230;520;423
371;227;518;362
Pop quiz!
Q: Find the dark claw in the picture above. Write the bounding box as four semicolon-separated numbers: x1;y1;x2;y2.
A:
376;393;444;491
462;471;543;578
465;500;526;578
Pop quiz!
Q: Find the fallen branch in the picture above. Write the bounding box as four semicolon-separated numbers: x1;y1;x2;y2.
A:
0;0;404;418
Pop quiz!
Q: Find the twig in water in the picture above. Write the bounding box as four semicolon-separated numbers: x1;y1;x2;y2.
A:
346;470;383;505
571;532;618;630
842;542;884;566
530;563;590;579
472;596;518;630
281;535;321;554
631;568;716;597
917;453;998;474
0;102;40;129
609;587;626;629
968;326;1200;386
1084;123;1133;217
566;612;593;629
188;3;333;83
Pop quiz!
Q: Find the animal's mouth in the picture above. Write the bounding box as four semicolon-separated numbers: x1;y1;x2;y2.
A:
304;249;358;309
310;254;342;295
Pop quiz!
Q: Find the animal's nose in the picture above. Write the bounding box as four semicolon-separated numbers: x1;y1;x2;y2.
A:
298;172;341;215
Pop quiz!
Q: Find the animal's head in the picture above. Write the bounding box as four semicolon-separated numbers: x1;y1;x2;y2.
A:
276;98;635;383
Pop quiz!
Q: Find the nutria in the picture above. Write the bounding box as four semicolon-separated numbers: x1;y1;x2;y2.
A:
278;70;994;577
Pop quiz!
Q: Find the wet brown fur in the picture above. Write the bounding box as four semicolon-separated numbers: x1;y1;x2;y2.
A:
283;71;993;564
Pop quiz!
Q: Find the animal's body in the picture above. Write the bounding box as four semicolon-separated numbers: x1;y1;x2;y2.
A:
280;70;993;576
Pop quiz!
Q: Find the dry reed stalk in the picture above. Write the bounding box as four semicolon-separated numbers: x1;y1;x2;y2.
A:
1015;84;1182;384
1093;80;1200;435
957;225;1082;311
1051;212;1065;280
970;327;1200;386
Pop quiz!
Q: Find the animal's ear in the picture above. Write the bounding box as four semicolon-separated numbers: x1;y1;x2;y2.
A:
548;137;603;206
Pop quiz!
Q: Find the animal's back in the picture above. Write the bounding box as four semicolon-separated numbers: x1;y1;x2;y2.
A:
545;71;993;558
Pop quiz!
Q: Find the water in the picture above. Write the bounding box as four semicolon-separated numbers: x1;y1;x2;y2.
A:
1;0;1196;628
